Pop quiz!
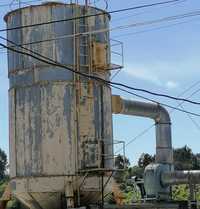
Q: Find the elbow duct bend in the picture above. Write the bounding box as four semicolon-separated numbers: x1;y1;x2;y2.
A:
112;95;173;165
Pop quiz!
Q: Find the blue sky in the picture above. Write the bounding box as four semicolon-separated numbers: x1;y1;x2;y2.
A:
0;0;200;165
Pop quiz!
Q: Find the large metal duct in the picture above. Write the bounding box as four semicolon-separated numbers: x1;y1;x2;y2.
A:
161;170;200;186
5;2;113;208
112;95;200;201
112;95;173;165
112;95;173;200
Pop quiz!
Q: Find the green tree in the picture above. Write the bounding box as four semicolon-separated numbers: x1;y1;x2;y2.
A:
173;146;200;170
135;146;200;171
192;153;200;169
127;166;144;179
115;154;130;170
0;148;7;181
138;153;155;169
113;155;142;203
114;155;130;190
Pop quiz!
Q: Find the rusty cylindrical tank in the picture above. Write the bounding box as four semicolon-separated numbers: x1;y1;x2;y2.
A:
5;2;113;208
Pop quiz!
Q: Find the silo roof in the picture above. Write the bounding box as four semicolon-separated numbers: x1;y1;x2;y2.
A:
4;2;111;22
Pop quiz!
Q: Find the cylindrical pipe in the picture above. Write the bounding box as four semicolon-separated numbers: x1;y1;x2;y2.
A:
161;170;200;186
112;95;173;165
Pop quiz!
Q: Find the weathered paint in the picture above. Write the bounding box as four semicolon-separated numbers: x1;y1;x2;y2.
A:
6;2;113;208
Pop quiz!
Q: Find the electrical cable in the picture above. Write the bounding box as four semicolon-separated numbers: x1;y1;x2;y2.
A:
0;45;199;117
2;36;200;158
115;81;200;153
0;0;42;7
0;17;198;54
1;36;200;107
114;124;155;154
2;9;200;52
0;0;184;33
112;83;200;106
175;88;200;130
179;103;200;130
113;17;200;39
110;85;200;117
111;0;187;23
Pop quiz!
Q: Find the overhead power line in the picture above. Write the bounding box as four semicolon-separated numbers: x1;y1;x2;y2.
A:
0;17;198;54
0;37;200;121
110;85;200;117
114;124;155;154
2;41;200;117
113;17;200;38
2;9;200;51
1;44;200;117
113;85;200;153
0;0;42;7
115;80;200;153
0;0;184;33
0;0;30;7
1;36;200;107
175;88;200;130
111;0;187;23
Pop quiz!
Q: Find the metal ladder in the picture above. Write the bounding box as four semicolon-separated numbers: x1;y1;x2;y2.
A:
79;33;89;67
79;14;92;72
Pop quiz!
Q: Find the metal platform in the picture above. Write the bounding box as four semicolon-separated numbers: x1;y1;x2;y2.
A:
89;202;189;209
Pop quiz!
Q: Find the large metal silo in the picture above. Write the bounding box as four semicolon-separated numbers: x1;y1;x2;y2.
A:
5;2;113;208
